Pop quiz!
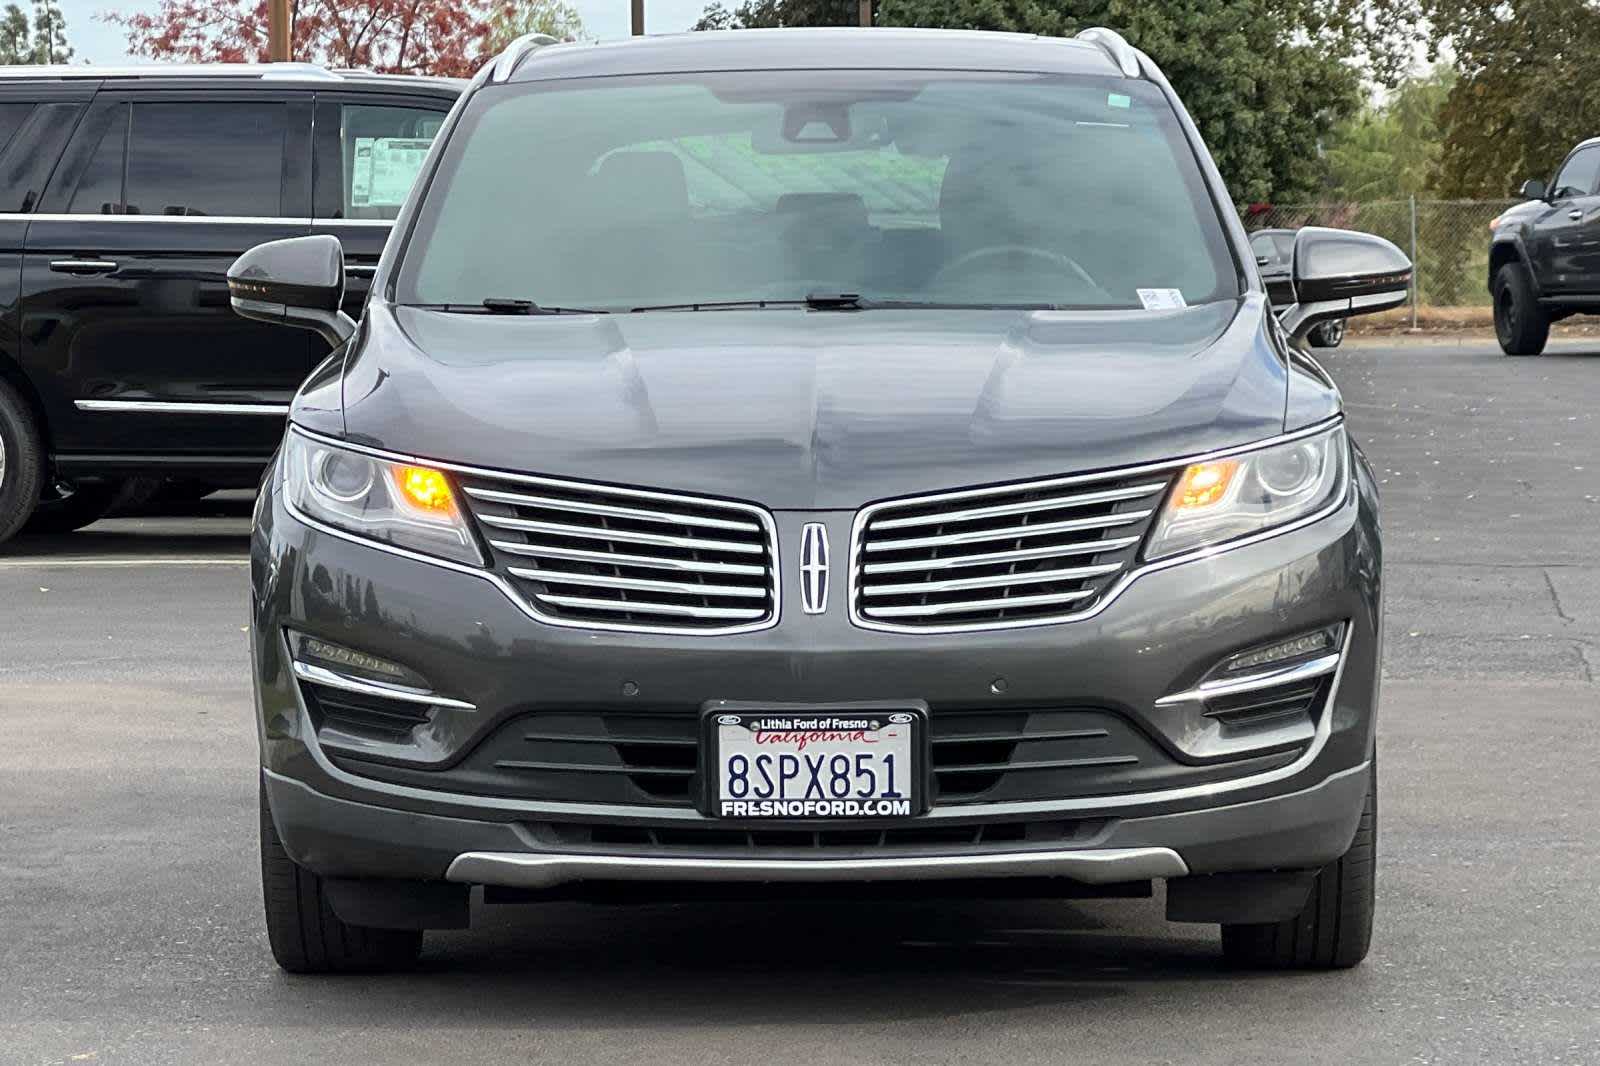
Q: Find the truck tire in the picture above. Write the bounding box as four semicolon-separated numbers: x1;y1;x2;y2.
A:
259;781;424;974
1221;761;1376;969
0;379;46;546
1493;263;1550;356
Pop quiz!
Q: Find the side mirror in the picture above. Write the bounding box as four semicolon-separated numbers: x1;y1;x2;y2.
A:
228;235;356;347
1518;178;1548;201
1280;227;1412;343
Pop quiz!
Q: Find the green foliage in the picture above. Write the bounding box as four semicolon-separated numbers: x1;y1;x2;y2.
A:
1422;0;1600;196
0;0;70;63
694;0;1422;203
31;0;67;62
695;0;861;30
486;0;587;50
1322;67;1454;200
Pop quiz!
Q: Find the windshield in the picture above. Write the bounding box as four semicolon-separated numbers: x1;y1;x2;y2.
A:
396;71;1240;312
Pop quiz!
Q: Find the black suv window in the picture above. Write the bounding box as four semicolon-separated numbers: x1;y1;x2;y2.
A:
67;104;127;215
62;101;290;217
1551;147;1600;200
0;103;33;154
314;101;445;220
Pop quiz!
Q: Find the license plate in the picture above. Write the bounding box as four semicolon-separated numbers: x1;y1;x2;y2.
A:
707;709;923;819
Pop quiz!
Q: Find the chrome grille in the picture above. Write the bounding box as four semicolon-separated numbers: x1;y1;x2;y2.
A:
851;469;1173;631
460;475;778;634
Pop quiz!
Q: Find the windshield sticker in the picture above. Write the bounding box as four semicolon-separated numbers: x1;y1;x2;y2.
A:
349;137;434;208
1107;93;1132;109
1137;288;1188;311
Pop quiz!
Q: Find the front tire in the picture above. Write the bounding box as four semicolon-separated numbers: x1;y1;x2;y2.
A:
259;781;424;974
1493;263;1550;356
1221;762;1376;970
0;379;46;545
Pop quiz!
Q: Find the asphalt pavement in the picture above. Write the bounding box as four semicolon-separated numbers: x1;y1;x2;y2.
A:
2;336;1598;1065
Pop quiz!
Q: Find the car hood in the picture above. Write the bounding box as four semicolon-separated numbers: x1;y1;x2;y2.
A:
329;297;1292;509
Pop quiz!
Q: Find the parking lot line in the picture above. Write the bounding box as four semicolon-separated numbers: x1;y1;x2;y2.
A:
0;557;251;568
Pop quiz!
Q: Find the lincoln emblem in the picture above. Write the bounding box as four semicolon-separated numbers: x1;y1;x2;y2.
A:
799;522;829;615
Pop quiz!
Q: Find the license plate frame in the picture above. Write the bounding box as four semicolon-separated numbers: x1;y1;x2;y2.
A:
700;701;930;821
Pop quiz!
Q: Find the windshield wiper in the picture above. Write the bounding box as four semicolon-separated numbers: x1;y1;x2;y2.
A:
631;292;866;313
407;300;608;316
628;294;1064;313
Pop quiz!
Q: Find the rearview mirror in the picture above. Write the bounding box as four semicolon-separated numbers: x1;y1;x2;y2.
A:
1518;178;1548;201
228;235;356;347
1280;227;1412;343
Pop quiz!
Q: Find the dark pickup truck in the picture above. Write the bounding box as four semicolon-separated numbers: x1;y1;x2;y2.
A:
0;64;460;544
1489;137;1600;355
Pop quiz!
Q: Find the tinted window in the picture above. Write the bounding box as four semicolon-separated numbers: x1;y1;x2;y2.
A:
1552;147;1600;199
125;102;287;217
334;104;444;220
0;102;82;212
67;105;127;215
399;72;1238;313
0;103;33;155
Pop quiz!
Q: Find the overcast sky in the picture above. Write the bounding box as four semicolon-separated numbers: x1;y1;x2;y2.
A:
58;0;713;65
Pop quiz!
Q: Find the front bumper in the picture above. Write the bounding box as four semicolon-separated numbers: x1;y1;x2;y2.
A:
253;454;1382;888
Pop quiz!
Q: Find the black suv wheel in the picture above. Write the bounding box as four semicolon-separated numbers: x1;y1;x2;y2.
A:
259;782;424;974
1221;762;1376;969
1493;263;1551;356
0;379;46;545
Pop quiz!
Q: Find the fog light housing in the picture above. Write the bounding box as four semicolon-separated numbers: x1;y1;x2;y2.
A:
288;632;424;687
1217;624;1344;676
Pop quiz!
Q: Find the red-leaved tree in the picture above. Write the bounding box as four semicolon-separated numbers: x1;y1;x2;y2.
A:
107;0;525;77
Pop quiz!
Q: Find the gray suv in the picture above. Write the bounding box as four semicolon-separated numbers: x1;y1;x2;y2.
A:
237;27;1410;973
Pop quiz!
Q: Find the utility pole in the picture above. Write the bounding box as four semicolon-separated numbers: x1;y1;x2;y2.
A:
858;0;871;25
268;0;290;61
631;0;644;35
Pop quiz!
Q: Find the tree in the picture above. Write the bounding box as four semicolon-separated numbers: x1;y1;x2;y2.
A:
0;5;29;62
693;0;1421;203
1421;0;1600;196
695;0;860;30
108;0;519;77
1322;67;1454;201
30;0;67;62
0;0;72;63
486;0;586;51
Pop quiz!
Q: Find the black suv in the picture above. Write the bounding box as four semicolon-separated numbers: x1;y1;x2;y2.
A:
1490;137;1600;355
0;64;460;544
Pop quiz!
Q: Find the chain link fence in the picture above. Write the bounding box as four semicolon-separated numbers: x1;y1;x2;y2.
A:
1240;200;1518;314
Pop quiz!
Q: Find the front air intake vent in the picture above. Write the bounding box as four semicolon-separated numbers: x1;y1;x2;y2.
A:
303;683;432;744
850;469;1173;631
459;474;779;635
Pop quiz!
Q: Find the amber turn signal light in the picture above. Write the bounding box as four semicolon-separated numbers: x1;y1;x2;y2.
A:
1171;459;1240;511
394;465;456;513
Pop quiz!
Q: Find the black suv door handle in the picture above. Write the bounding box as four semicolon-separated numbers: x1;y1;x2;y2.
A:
50;259;119;275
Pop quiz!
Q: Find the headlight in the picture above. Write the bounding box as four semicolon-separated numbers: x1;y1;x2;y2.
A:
282;430;484;566
1145;424;1348;560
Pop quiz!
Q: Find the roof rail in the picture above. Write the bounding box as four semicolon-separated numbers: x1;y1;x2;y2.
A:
259;62;343;82
0;61;343;81
488;33;560;83
1074;27;1142;79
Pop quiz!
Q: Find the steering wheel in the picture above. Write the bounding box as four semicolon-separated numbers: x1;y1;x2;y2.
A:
929;245;1105;298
